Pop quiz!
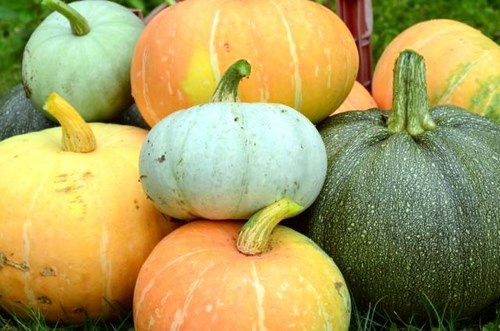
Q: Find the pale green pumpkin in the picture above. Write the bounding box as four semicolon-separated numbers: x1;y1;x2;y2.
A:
139;60;328;220
22;0;144;122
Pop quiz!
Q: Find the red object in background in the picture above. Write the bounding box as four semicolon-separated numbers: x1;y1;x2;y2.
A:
331;0;373;91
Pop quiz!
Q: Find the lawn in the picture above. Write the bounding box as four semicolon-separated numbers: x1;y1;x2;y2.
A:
0;0;499;330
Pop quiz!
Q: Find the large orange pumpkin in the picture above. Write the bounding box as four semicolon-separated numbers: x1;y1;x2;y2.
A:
331;81;377;115
131;0;359;125
372;19;499;123
0;94;177;323
134;199;351;330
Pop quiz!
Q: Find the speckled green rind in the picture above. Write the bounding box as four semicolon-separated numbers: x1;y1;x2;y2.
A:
304;106;500;321
0;84;57;141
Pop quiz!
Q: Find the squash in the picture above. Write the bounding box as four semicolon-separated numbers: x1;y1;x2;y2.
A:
139;60;327;220
372;19;500;123
22;0;144;122
0;84;56;141
304;50;500;321
131;0;359;126
331;81;377;115
0;93;177;323
111;104;150;130
133;198;351;331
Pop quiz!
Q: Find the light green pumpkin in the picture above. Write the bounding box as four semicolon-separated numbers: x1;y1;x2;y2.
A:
304;50;500;321
22;0;144;122
139;60;327;220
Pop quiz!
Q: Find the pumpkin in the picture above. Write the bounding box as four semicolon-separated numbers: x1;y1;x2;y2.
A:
133;198;351;331
22;0;144;122
304;50;500;321
331;81;377;115
372;19;500;123
0;93;177;323
0;84;57;141
130;0;359;126
139;60;327;220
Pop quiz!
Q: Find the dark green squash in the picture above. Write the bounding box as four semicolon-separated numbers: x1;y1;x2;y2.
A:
304;50;500;321
111;103;150;130
0;84;57;141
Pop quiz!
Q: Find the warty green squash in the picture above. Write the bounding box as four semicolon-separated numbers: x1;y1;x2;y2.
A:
304;50;500;321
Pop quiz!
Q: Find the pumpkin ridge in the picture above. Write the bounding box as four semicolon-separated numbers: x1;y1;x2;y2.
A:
269;0;303;111
436;51;490;105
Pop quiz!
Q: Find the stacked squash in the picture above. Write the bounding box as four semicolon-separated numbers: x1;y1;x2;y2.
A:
0;0;499;329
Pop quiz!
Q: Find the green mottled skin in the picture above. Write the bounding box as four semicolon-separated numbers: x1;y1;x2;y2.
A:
305;106;500;321
304;51;500;322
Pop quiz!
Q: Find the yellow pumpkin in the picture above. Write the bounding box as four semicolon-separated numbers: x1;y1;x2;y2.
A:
131;0;359;125
0;93;177;323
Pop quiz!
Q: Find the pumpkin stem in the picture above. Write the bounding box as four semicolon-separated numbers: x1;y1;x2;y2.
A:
42;0;90;36
236;198;304;255
211;59;251;102
43;92;97;153
387;50;436;136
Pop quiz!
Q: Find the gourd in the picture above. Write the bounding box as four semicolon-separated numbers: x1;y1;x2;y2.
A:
0;93;177;323
331;81;377;115
139;60;327;220
372;19;500;123
22;0;144;122
0;84;56;141
133;198;351;331
304;50;500;321
131;0;359;126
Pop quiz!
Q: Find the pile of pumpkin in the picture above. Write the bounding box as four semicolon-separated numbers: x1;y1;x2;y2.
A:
0;0;498;330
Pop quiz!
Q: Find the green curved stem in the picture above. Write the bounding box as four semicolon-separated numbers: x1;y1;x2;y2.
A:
42;0;90;36
387;50;436;136
236;198;304;256
211;59;251;102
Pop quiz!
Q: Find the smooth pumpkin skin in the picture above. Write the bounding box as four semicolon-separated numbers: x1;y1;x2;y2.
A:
131;0;359;126
22;1;144;122
133;220;351;331
304;107;500;320
331;81;377;115
372;19;500;122
139;102;327;220
0;124;177;323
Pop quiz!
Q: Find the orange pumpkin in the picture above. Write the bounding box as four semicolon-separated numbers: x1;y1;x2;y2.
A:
372;19;499;123
131;0;359;125
134;199;351;330
331;81;377;115
0;93;177;323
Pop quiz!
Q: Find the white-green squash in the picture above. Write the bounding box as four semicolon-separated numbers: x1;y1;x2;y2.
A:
22;0;144;122
139;60;327;220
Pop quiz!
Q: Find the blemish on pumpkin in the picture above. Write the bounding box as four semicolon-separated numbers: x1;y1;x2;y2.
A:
134;199;140;210
157;154;166;163
234;116;239;122
40;267;57;277
37;296;52;304
82;171;93;179
0;252;29;272
73;307;88;316
223;41;230;52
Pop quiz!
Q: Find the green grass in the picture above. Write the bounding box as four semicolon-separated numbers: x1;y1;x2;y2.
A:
0;0;499;330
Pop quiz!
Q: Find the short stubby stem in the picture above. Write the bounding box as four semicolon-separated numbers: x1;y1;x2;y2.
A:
387;50;436;136
211;59;251;103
